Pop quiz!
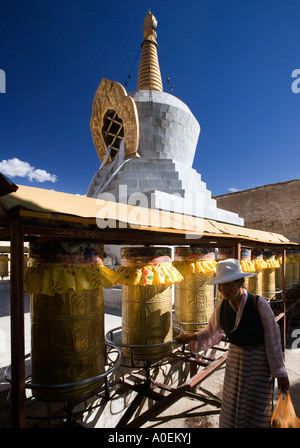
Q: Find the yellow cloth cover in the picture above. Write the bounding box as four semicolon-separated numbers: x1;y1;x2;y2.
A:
117;262;183;286
173;260;216;277
24;263;120;295
264;259;280;268
253;259;268;270
240;260;256;273
275;256;298;264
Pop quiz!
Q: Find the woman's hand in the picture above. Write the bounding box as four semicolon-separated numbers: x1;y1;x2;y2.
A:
176;332;197;344
277;376;289;393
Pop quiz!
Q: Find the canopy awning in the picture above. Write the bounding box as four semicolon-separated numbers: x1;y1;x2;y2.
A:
0;184;298;247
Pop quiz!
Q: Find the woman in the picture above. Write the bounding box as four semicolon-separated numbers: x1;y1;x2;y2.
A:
176;258;289;428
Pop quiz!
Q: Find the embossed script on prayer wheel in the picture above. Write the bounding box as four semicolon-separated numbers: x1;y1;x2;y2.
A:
25;241;116;402
118;247;182;361
122;284;172;360
31;289;105;401
173;247;216;333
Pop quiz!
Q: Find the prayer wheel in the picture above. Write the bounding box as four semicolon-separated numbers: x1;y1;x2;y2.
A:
286;250;295;286
173;247;216;333
0;255;9;278
291;250;300;283
248;250;266;296
24;241;119;402
215;248;232;305
275;252;283;291
240;249;256;291
296;250;300;283
117;247;183;361
262;251;280;300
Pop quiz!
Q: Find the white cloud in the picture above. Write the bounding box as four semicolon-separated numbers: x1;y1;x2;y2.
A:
227;187;240;193
0;158;57;183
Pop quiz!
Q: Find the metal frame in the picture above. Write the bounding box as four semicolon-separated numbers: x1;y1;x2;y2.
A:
105;324;183;367
4;342;122;427
114;342;229;428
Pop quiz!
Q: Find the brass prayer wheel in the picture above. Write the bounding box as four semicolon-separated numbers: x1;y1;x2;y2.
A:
275;252;283;291
173;247;216;333
289;250;300;283
121;284;172;361
296;250;300;282
0;255;9;277
30;288;105;401
25;241;115;402
248;250;266;296
286;250;295;286
292;254;299;282
262;251;279;300
240;249;255;291
118;247;182;361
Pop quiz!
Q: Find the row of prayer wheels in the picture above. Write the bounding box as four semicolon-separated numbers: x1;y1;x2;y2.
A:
23;243;300;403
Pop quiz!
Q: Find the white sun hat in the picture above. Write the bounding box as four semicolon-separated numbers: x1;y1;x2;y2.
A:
206;258;257;285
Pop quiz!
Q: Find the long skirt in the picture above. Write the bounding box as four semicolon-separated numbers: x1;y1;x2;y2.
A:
219;344;273;428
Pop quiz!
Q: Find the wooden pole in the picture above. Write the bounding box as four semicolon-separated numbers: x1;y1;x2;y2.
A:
234;241;241;261
10;218;25;428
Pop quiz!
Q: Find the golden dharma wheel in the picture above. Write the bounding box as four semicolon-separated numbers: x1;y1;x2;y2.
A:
118;247;180;362
173;247;216;333
27;241;108;402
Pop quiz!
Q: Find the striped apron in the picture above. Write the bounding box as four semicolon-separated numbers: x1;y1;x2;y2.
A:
219;343;273;428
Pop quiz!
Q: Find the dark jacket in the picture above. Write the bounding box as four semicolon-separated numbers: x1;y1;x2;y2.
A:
220;292;264;347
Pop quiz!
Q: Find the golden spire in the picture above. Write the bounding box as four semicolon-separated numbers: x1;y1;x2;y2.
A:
137;11;163;91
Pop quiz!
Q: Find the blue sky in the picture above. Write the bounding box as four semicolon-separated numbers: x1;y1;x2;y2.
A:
1;0;300;197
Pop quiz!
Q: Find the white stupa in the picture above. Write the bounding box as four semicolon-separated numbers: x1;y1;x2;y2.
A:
87;11;243;226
